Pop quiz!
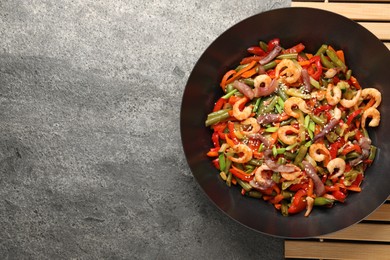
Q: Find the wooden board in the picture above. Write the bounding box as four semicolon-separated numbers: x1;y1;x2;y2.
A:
286;2;390;259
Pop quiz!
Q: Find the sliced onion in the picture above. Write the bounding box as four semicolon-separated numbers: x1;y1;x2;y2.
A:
302;161;325;196
259;45;282;65
264;149;295;172
253;78;278;97
301;68;311;92
248;133;271;148
249;179;274;191
312;118;339;142
257;113;281;125
233;80;254;100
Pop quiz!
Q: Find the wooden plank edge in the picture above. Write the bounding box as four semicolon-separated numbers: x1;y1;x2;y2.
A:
285;240;390;259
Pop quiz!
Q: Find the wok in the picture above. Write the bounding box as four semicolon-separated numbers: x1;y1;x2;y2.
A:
180;7;390;238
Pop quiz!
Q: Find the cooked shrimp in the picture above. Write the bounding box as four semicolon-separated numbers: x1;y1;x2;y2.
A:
340;89;362;108
228;144;253;163
254;74;272;89
326;84;342;106
361;88;381;108
333;107;342;120
361;107;380;128
281;164;302;181
283;97;311;118
277;125;299;145
327;158;346;179
311;90;326;101
240;118;260;135
233;97;253;121
309;143;330;162
275;59;301;84
254;164;271;184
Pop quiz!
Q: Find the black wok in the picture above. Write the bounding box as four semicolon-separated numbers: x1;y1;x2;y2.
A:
180;7;390;238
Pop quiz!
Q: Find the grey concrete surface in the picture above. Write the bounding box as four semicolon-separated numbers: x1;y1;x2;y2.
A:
0;0;290;259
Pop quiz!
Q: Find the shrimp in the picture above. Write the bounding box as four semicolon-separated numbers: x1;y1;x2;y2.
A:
311;90;326;101
281;164;302;181
254;164;271;184
233;97;253;121
333;107;342;120
240;118;260;135
275;59;301;84
327;158;346;179
283;97;311;118
361;107;380;128
361;88;382;108
340;89;362;108
326;84;342;106
277;125;299;145
228;144;253;164
309;143;330;162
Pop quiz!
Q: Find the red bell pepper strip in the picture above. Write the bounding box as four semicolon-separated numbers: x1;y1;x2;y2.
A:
314;104;333;115
332;190;346;202
349;76;361;89
283;43;305;54
307;56;322;81
212;132;220;149
229;165;254;181
213;97;227;112
213;122;227;140
293;189;307;207
288;197;307;214
342;144;362;155
346;109;362;126
247;46;266;56
212;158;220;169
267;38;280;52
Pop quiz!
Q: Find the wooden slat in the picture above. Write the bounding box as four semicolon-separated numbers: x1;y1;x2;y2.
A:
365;203;390;221
384;42;390;50
359;22;390;40
291;2;390;21
285;240;390;259
320;223;390;242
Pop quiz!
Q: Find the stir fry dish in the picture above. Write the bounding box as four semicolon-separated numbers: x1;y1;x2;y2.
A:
205;39;381;217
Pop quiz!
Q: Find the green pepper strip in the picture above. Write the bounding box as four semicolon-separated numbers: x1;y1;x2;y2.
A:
252;98;261;113
315;44;328;56
310;114;325;127
222;89;237;99
276;53;298;60
294;145;308;165
236;178;252;192
262;61;277;71
326;49;347;71
205;109;231;126
314;197;334;206
276;85;289;101
248;190;263;199
258;96;278;114
320;53;335;69
368;145;377;161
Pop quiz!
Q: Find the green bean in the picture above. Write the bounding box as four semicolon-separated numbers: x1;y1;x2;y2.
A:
282;191;294;199
285;151;297;161
304;114;310;129
236;178;252;192
285;88;311;99
262;61;277;71
326;49;346;71
272;172;281;183
235;63;249;72
294;145;308;165
218;153;226;172
259;41;268;52
277;84;289;101
281;201;289;216
252;98;261;113
368;145;377;161
276;53;298;60
258;96;278;114
320;53;335;69
225;83;235;93
226;171;232;187
243;78;254;86
205;112;230;126
346;152;360;160
248;190;263;199
345;69;352;81
280;118;296;126
314;197;334;206
315;44;328;56
248;159;263;166
309;77;321;89
221;89;237;99
309;114;325;127
326;131;339;143
265;126;279;133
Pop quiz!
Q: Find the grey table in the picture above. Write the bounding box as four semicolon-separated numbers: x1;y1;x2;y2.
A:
0;1;290;259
